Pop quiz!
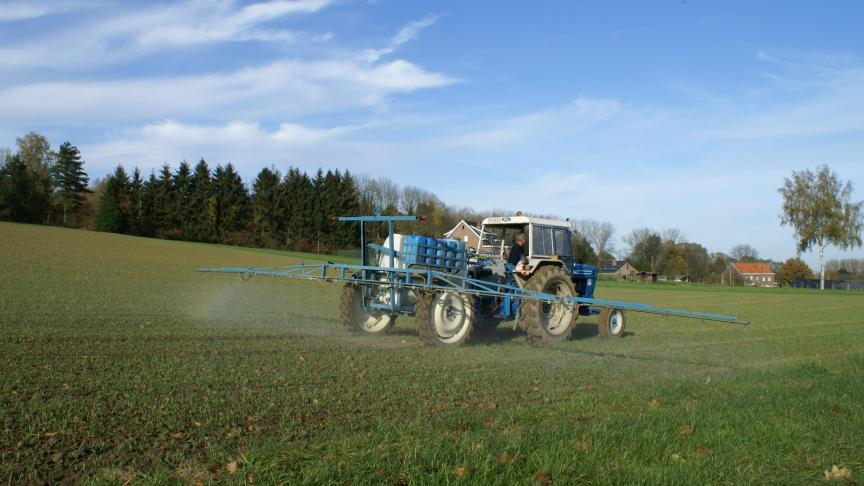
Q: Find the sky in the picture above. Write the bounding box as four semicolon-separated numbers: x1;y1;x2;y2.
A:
1;0;863;268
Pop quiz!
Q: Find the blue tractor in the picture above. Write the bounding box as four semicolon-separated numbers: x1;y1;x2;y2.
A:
465;214;612;344
347;213;621;346
200;214;745;346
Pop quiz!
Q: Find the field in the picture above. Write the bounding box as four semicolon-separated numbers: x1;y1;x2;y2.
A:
1;222;862;484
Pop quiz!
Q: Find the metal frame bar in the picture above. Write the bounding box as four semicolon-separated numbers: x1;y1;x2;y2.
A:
196;263;749;325
199;213;747;326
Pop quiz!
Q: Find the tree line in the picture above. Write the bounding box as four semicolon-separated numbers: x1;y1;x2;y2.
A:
3;132;860;287
0;132;499;253
0;133;89;225
95;162;368;251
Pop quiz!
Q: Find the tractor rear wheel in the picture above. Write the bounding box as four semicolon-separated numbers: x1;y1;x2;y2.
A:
522;265;577;343
340;283;395;335
597;308;626;338
416;290;475;345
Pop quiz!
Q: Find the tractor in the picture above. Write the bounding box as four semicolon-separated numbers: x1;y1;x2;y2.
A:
339;213;623;346
200;213;745;346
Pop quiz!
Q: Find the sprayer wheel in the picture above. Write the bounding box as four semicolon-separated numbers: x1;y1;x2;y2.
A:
597;308;626;338
522;266;577;343
340;283;395;335
416;290;475;346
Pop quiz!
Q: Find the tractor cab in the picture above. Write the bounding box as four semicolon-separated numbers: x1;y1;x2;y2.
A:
474;214;597;297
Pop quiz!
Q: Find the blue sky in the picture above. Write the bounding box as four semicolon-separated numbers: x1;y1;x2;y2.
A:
2;0;863;267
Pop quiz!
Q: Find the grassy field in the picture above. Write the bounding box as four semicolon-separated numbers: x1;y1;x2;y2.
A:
1;222;862;484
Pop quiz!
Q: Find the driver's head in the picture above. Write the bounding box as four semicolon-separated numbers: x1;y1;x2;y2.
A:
515;232;527;245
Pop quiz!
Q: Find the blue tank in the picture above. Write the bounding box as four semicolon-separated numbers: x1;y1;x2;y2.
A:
400;236;468;272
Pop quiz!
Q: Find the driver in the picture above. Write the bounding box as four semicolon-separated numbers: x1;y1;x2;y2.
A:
505;232;528;283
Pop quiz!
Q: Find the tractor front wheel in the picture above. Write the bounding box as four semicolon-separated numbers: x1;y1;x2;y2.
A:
597;308;626;338
416;291;475;345
340;283;396;335
522;266;578;343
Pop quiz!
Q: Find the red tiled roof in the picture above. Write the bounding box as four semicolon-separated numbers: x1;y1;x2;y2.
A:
733;262;774;274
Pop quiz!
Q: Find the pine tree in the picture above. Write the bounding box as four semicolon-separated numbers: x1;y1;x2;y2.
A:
138;171;159;236
0;154;43;223
184;159;213;241
128;167;143;234
251;167;282;246
311;169;328;252
52;141;90;225
214;163;249;242
282;168;315;250
336;171;361;247
96;175;126;233
172;162;193;233
154;164;176;234
212;165;226;236
112;165;132;217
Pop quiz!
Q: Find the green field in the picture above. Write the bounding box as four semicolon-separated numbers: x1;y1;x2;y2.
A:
1;222;862;484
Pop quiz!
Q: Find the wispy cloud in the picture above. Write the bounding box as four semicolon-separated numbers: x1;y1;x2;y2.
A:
700;54;864;141
0;1;94;22
0;58;457;123
443;97;626;150
360;15;441;62
136;0;332;47
83;118;374;176
0;0;334;69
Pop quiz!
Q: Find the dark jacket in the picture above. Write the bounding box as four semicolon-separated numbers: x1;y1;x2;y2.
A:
507;241;527;266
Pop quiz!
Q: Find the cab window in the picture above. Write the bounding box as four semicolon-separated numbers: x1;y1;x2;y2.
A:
532;226;554;256
554;228;572;257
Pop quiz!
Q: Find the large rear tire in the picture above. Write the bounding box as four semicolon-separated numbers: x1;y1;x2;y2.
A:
522;265;577;343
416;291;475;345
597;308;626;338
340;283;395;335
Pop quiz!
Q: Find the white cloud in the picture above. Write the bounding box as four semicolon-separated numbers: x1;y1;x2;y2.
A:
444;97;625;150
83;119;366;175
699;67;864;141
360;15;441;62
0;1;93;22
272;122;354;144
0;0;334;69
135;0;332;47
392;15;440;46
0;58;457;123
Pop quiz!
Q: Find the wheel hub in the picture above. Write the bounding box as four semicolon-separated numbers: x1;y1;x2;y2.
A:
609;310;623;334
541;282;571;334
433;294;470;338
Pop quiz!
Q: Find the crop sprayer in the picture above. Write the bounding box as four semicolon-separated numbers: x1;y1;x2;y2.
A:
198;214;748;345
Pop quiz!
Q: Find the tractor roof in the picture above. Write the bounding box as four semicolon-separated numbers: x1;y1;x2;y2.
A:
480;215;570;228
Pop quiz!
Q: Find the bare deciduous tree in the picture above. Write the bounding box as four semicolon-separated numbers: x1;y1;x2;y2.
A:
661;228;685;244
623;227;663;272
730;244;759;262
572;219;616;263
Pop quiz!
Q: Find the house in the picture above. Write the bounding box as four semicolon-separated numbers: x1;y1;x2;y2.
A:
600;260;638;278
444;220;482;248
722;262;776;287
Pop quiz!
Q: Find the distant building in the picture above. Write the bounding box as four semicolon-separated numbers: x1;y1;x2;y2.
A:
723;262;776;287
444;220;481;248
600;260;638;278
